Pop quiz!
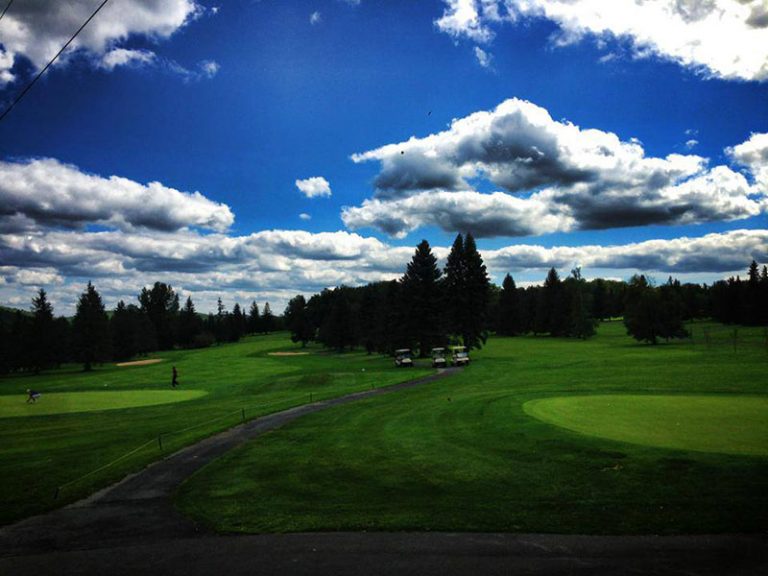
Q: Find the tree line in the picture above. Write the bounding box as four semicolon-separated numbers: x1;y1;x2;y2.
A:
1;238;765;373
0;282;279;374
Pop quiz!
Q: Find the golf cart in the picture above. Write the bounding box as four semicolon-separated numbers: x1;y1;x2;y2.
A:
450;345;470;367
394;348;413;368
431;347;447;368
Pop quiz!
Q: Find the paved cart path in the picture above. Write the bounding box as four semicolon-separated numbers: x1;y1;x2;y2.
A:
1;366;766;575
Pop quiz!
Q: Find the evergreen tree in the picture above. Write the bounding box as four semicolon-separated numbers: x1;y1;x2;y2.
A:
284;295;313;347
318;289;353;350
497;274;519;336
72;282;111;371
261;302;275;333
230;303;246;342
565;268;596;339
138;282;179;350
30;289;55;373
247;301;260;334
400;240;444;356
443;234;466;337
624;275;661;344
177;296;201;348
460;233;490;349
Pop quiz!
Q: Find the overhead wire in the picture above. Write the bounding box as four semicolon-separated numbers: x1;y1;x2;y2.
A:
0;0;14;23
0;0;111;124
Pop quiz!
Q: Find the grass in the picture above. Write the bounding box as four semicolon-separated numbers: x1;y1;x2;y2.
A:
176;321;768;535
0;390;207;418
524;395;768;457
0;334;431;525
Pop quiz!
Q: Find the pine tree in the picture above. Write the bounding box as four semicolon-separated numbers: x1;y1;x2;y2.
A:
497;274;520;336
443;234;466;337
30;289;55;373
566;268;596;339
178;296;201;348
460;233;490;349
247;301;260;334
262;302;275;334
400;240;444;356
72;282;111;371
230;303;246;341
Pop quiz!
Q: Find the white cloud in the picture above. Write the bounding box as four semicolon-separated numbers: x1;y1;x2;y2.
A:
99;48;157;71
474;46;493;68
0;225;764;315
0;0;206;85
299;213;312;221
296;176;332;198
728;132;768;188
0;158;234;233
310;11;322;25
347;98;765;237
685;139;699;149
435;0;768;82
483;229;768;275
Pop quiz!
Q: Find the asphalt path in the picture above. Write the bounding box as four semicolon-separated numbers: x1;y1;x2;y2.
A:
1;367;765;575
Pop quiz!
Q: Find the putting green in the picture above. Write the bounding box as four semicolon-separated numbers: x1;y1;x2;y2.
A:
523;394;768;456
0;390;207;418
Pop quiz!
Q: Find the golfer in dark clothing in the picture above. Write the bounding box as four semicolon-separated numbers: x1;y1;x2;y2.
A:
172;366;178;388
26;389;41;403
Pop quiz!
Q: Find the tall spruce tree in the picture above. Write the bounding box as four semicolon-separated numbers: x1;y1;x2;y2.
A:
261;302;275;334
72;282;111;371
248;301;260;334
443;234;466;337
400;240;444;356
30;288;55;373
566;268;596;339
460;233;490;349
177;296;201;348
497;274;520;336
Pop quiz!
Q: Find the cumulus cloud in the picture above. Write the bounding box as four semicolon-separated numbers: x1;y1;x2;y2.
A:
347;98;766;237
729;132;768;188
0;0;208;85
0;158;234;233
0;225;764;315
434;0;768;82
299;213;312;221
484;229;768;275
310;11;322;25
296;176;332;198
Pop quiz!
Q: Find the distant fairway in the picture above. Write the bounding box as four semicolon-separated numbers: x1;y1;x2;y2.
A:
0;390;207;418
524;395;768;456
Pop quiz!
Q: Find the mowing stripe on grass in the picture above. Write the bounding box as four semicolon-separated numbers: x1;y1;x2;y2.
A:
523;394;768;456
0;390;207;418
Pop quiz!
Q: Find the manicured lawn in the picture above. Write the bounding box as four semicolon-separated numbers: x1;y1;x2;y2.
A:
524;395;768;457
0;334;431;524
0;390;207;418
176;322;768;535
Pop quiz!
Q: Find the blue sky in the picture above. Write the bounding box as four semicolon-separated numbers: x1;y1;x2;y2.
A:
0;0;766;313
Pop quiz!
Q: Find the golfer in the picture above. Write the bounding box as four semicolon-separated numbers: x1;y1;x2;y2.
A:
26;389;41;403
172;366;178;388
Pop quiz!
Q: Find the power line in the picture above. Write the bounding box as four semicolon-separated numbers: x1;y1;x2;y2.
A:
0;0;14;23
0;0;111;124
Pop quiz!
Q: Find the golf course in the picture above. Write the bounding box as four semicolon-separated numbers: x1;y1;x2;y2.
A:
2;321;767;535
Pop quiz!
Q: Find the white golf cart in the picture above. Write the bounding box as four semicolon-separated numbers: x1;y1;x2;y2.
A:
394;348;414;368
431;347;447;368
450;345;470;367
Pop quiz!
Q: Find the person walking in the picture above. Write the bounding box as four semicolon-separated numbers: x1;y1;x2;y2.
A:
26;389;41;403
171;366;178;388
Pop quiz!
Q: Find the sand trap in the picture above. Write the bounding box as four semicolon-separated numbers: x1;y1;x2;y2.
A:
268;352;310;356
116;359;164;367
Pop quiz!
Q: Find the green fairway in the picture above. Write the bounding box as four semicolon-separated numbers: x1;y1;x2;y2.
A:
524;395;768;456
177;322;768;535
0;334;432;524
0;390;207;418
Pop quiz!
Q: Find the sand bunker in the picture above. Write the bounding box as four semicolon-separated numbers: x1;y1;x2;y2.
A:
116;359;164;367
268;352;310;356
